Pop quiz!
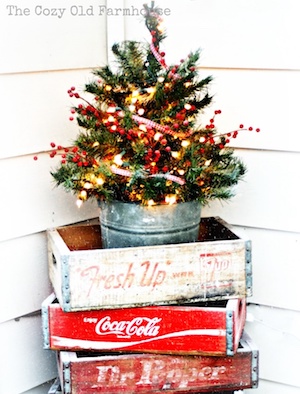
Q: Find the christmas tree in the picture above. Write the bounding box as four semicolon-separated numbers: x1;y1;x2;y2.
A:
49;2;258;206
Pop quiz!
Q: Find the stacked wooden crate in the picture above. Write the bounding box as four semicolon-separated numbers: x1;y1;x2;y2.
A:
42;217;259;393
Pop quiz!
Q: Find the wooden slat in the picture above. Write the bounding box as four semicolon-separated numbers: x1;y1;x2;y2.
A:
245;304;300;388
124;0;299;70
0;315;57;394
57;332;257;393
0;0;107;74
0;232;52;323
202;150;300;233
43;294;246;356
48;218;250;311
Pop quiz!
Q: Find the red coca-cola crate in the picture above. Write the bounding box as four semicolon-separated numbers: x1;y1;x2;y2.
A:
48;217;252;312
42;293;246;356
56;332;258;393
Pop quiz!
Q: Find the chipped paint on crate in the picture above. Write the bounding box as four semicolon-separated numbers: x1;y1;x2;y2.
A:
57;332;258;393
42;293;246;356
48;217;252;311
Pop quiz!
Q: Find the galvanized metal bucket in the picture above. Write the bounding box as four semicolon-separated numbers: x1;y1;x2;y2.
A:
98;200;201;248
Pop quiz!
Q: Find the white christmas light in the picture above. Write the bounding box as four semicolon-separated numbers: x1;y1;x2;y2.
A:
113;154;123;165
165;195;177;205
181;140;190;147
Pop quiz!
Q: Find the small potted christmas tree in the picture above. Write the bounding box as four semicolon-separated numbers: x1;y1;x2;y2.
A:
43;2;259;248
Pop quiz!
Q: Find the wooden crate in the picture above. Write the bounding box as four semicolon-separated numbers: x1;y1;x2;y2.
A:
56;332;258;393
42;293;246;356
49;377;237;394
48;217;252;312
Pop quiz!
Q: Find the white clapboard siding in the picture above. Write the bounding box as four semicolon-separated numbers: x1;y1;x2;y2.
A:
0;154;99;242
233;226;300;312
22;381;54;394
202;149;300;233
196;69;300;154
0;232;52;323
245;304;300;388
124;0;299;70
0;315;57;394
0;0;107;74
0;70;104;160
244;380;300;394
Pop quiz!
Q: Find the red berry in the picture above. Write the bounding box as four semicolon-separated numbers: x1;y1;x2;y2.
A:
69;117;74;121
71;86;76;91
33;156;38;160
165;146;171;152
160;51;165;57
256;128;260;132
248;127;253;131
239;124;244;129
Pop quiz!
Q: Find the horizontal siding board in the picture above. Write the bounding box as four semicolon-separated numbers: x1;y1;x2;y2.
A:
245;304;300;387
125;0;299;70
0;70;101;160
0;155;99;242
234;226;300;311
244;379;300;394
0;0;107;74
0;315;57;394
202;150;300;233
22;381;55;394
0;232;52;323
2;68;299;159
198;69;300;154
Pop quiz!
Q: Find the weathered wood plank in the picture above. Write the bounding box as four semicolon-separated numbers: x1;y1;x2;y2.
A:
57;332;258;393
43;293;246;356
48;217;251;311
